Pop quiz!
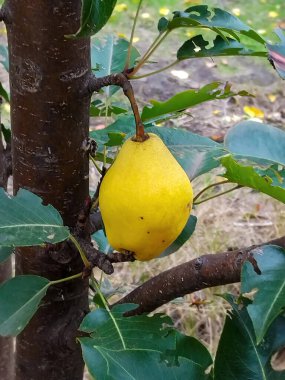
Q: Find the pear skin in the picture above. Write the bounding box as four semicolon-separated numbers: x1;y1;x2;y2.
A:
99;133;193;261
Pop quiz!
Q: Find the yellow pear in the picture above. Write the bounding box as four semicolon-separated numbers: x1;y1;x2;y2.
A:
99;133;193;261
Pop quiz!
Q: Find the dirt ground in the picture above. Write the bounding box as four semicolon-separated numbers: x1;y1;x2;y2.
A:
132;55;285;136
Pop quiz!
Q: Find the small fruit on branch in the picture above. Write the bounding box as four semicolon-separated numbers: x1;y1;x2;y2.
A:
99;133;193;261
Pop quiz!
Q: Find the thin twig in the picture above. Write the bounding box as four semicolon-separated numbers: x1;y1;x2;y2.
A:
194;185;241;205
193;180;231;203
129;31;169;77
125;0;144;71
131;60;179;79
88;73;146;141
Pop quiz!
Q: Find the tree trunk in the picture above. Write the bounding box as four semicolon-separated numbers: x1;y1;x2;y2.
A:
5;1;91;379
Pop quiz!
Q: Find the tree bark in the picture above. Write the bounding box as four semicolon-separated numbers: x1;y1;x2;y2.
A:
115;236;285;315
5;1;91;379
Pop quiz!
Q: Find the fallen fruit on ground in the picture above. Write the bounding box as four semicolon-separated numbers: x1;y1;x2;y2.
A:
99;132;193;261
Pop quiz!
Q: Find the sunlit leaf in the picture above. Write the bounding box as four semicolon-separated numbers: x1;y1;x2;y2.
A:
221;155;285;203
177;35;266;61
159;5;265;44
141;82;251;124
114;3;127;12
243;106;265;119
159;7;170;16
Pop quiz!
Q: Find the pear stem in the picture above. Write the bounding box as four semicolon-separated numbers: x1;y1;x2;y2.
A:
122;80;146;141
88;73;147;142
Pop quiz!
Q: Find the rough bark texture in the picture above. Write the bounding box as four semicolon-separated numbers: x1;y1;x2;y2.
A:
5;1;91;379
115;236;285;315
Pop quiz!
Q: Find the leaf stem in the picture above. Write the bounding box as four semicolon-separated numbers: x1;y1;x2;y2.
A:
129;31;169;77
90;154;102;175
125;0;144;70
69;234;91;268
92;275;127;349
194;185;241;205
91;196;99;211
50;272;83;285
131;60;179;79
193;180;230;203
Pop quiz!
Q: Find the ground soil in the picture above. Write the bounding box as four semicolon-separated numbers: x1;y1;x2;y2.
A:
131;52;285;137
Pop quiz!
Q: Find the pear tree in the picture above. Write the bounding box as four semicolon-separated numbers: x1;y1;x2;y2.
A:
0;1;285;379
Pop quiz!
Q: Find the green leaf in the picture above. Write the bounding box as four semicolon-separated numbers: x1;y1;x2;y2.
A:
214;295;285;380
93;152;114;165
221;156;285;203
164;5;265;44
175;333;212;371
224;121;285;166
0;275;50;336
241;245;285;344
72;0;117;38
90;99;127;117
79;304;212;380
160;215;197;257
0;188;70;247
0;82;9;103
91;35;140;96
91;117;226;179
1;124;11;144
0;246;13;264
141;82;251;124
177;35;267;61
92;229;113;254
146;126;225;179
90;114;135;151
255;165;285;188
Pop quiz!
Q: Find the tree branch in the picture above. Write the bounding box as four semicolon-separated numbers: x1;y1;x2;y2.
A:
88;73;147;141
114;236;285;316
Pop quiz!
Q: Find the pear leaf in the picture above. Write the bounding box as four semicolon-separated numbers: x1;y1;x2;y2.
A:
241;245;285;344
0;275;50;336
0;188;70;247
79;304;212;380
71;0;117;38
